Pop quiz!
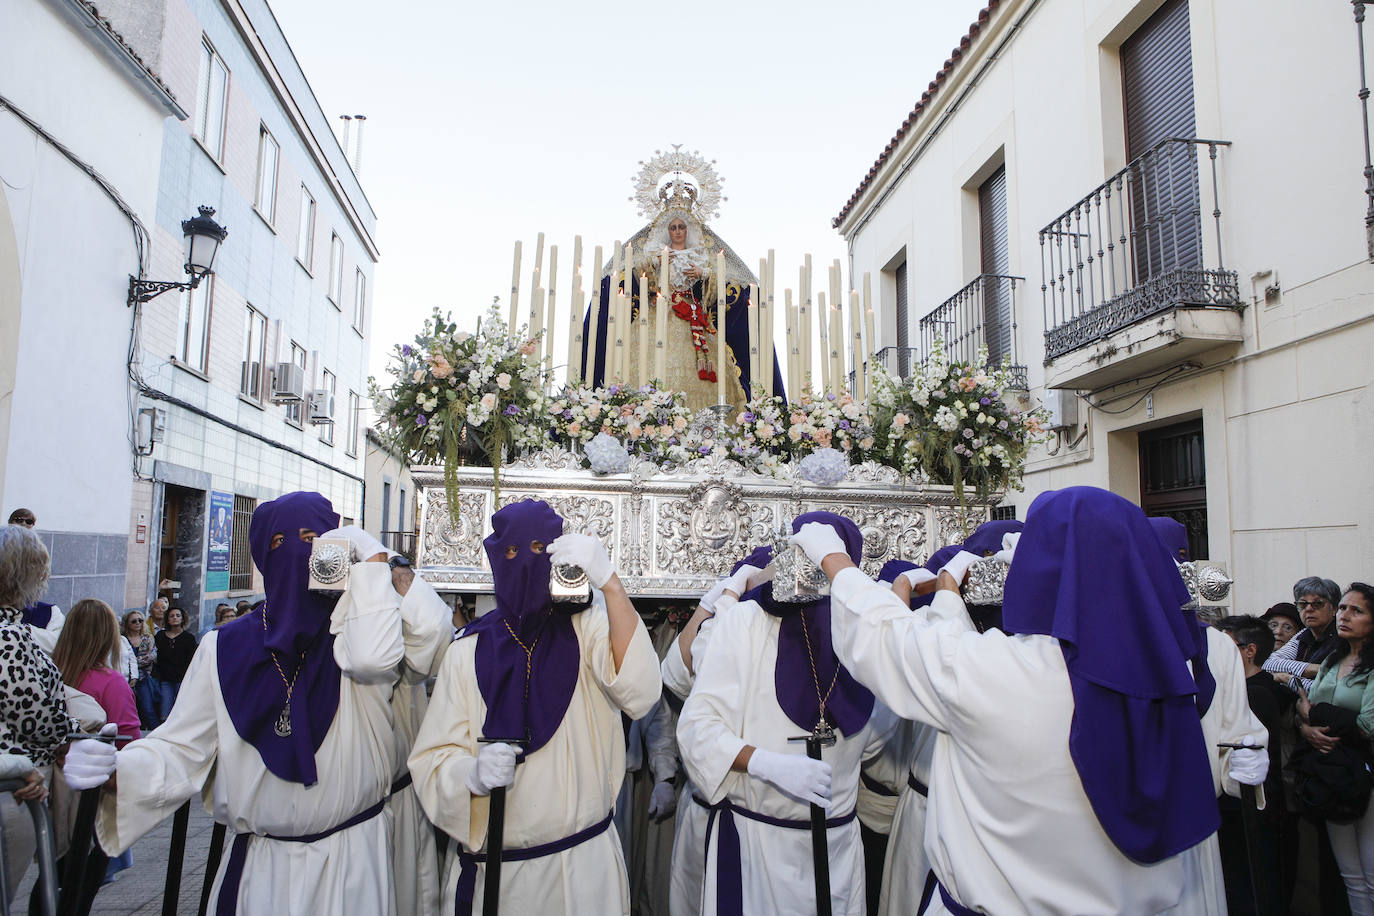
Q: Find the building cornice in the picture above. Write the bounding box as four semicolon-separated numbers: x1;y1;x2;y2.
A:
48;0;188;120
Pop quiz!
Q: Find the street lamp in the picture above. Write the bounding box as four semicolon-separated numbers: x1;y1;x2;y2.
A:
127;205;228;306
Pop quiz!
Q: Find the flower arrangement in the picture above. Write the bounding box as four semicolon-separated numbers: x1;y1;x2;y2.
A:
780;391;877;463
371;304;545;506
722;395;791;471
540;384;699;467
868;339;1049;506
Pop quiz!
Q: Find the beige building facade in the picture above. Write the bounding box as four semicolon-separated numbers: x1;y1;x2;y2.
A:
837;0;1374;611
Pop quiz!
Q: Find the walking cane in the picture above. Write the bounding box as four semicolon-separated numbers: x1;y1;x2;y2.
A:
1219;742;1277;916
57;729;128;916
161;799;191;916
478;736;529;916
197;821;228;916
790;723;838;916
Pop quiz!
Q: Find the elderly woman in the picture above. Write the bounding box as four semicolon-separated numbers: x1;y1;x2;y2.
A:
0;524;75;904
1263;603;1301;651
1297;583;1374;915
1264;576;1343;694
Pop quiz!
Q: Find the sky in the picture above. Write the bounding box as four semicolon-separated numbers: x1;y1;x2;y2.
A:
267;0;990;390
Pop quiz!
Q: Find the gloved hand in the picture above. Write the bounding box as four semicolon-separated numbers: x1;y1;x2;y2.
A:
993;532;1020;565
938;550;982;585
900;567;937;589
699;579;730;614
465;742;518;797
723;563;774;598
746;748;832;809
549;533;616;589
789;523;849;569
648;780;677;819
64;723;118;791
1228;744;1269;787
321;525;388;563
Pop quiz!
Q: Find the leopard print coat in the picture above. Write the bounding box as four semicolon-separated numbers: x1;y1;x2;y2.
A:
1;606;76;766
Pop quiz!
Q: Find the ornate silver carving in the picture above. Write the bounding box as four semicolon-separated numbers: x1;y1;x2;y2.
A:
963;558;1011;606
771;529;829;603
656;481;775;575
510;445;580;471
1179;562;1234;604
307;539;352;591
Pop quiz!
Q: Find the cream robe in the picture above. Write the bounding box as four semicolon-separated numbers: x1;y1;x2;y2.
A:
408;597;661;916
677;599;891;916
389;667;445;916
94;563;453;915
661;612;721;916
829;568;1217;916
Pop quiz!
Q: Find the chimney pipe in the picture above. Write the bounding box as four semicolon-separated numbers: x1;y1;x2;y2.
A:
352;114;367;174
339;114;353;161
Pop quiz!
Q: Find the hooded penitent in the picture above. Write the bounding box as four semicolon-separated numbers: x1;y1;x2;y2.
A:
1000;487;1218;863
744;511;873;737
217;491;342;787
1147;516;1190;562
459;500;579;754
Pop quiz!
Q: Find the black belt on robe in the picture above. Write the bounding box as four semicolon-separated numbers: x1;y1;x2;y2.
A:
454;809;614;913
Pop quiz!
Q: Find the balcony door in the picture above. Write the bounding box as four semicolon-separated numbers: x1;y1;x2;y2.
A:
1139;418;1208;560
1121;0;1202;284
978;165;1011;366
895;260;910;377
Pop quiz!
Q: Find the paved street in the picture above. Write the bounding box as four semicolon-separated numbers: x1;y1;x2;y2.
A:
16;801;219;915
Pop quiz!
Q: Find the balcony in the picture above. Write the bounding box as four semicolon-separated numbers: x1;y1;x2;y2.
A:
1039;138;1244;390
875;274;1028;391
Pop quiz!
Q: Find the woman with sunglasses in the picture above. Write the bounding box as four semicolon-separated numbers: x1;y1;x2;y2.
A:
1264;576;1344;695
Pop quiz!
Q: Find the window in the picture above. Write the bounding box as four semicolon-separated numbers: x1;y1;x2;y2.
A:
286;341;307;426
240;306;267;400
194;39;229;161
1139;418;1208;559
296;185;315;269
346;390;360;456
398;487;406;533
381;481;392;533
353;268;366;331
319;368;336;444
328;234;344;305
978;165;1011;366
255;126;279;223
176;276;213;373
229;495;255;591
894;260;910;378
990;505;1017;521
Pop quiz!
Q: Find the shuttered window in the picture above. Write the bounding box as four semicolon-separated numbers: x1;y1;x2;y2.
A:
895;260;910;377
229;496;255;591
1121;0;1201;283
978;165;1011;365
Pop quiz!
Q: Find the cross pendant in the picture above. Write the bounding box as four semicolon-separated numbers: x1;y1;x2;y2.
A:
274;704;293;738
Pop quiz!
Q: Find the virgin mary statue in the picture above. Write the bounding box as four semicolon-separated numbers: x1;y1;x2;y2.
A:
579;149;786;412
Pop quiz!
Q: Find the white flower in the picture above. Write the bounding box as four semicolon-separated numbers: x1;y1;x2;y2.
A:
496;373;512;391
480;392;497;411
934;406;960;432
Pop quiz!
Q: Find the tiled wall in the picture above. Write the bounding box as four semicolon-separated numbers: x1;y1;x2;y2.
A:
38;530;129;613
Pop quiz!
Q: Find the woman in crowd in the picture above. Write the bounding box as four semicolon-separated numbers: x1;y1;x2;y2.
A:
214;603;235;627
152;606;196;722
1297;582;1374;915
53;598;142;884
1264;602;1302;651
1265;577;1343;693
122;610;157;730
0;524;74;906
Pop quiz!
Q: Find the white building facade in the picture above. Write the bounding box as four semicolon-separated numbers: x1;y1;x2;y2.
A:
837;0;1374;611
1;0;183;614
3;0;378;630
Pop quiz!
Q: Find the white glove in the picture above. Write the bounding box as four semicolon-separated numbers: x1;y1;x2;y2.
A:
993;532;1020;565
648;780;677;819
699;579;730;614
900;568;937;589
321;525;388;563
789;523;849;568
723;563;774;598
938;550;982;585
746;748;832;809
1228;745;1269;787
549;533;616;589
64;723;118;791
465;742;518;797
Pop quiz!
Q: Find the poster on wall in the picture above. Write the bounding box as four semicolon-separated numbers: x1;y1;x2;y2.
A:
206;490;233;592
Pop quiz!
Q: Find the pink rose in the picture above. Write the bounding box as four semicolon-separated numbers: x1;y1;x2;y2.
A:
815;429;833;448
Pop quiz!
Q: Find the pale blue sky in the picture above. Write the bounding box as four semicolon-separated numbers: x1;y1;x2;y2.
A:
267;0;990;386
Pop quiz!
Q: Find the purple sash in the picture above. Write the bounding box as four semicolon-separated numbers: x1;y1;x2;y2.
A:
695;794;858;916
453;810;614;913
214;797;386;913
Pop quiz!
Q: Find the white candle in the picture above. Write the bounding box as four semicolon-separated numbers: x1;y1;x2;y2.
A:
610;242;623;383
543;246;559;385
748;282;760;398
612;290;625;384
585;244;603;386
850;289;864;402
865;308;877;393
817;291;829;393
532;286;546;381
566;237;582;386
758;260;771;398
716;249;727;406
638;273;650;388
785;288;798;396
508;240;522;330
829;302;844;395
654;292;667;384
802;255;813;391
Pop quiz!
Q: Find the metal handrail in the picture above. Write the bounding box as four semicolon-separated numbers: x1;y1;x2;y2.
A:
918;273;1025;373
0;777;57;916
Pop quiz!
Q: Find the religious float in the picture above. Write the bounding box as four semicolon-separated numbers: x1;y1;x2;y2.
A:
377;149;1232;608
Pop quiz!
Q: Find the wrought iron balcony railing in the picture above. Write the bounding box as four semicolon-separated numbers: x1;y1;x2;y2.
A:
918;273;1027;390
1039;138;1242;362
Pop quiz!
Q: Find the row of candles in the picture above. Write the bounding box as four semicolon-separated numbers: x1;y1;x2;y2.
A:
507;234;878;404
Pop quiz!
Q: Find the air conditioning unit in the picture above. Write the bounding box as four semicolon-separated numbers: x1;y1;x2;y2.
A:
307;389;335;425
1043;388;1079;430
271;362;306;403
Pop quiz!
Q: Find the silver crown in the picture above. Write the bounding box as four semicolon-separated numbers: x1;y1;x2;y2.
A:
630;145;726;221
